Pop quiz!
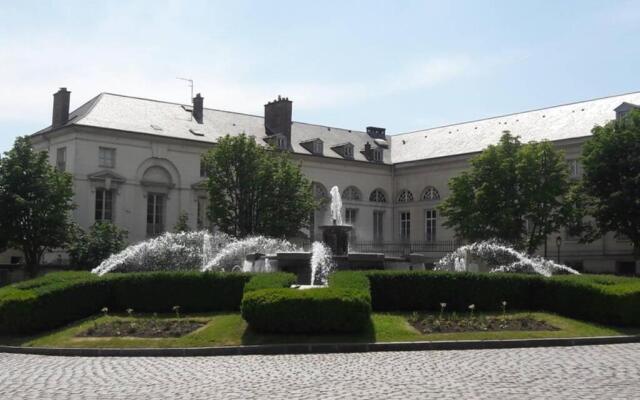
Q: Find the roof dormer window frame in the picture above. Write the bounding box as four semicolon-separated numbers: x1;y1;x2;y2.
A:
372;148;383;163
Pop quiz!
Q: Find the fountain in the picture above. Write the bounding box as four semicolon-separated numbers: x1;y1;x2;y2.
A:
318;186;352;256
436;240;580;277
92;230;335;285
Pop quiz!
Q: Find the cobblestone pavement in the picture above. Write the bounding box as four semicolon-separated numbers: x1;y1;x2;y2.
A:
1;344;639;399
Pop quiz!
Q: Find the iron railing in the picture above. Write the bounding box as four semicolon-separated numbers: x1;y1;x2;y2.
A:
349;240;462;257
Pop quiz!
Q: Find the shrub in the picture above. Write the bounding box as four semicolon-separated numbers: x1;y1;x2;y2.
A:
0;272;109;334
241;287;371;333
241;271;372;333
68;222;128;270
106;271;252;312
243;272;296;293
0;271;254;335
362;271;640;327
363;270;544;312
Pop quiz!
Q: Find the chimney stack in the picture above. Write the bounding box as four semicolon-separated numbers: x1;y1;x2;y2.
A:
264;95;292;146
366;126;386;139
52;88;71;128
192;93;204;124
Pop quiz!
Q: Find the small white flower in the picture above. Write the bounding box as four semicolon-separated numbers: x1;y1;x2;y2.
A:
440;303;447;308
468;304;475;310
502;301;507;306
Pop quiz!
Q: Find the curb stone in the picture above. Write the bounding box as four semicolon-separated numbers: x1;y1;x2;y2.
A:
1;335;639;357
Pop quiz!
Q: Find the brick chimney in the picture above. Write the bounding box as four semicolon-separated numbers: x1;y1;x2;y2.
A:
52;88;71;128
192;93;204;124
264;95;292;147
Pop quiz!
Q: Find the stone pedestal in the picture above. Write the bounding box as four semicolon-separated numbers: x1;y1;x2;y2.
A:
319;225;352;256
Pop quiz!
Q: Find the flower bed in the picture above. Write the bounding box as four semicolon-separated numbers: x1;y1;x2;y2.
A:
80;318;205;338
408;313;559;334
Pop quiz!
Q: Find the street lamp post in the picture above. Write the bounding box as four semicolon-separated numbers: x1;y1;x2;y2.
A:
555;236;562;264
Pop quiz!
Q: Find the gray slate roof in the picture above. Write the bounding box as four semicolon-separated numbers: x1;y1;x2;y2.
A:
40;93;391;164
389;91;640;163
37;91;640;165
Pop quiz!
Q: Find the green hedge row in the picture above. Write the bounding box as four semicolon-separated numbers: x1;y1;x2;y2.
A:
0;271;254;335
241;271;372;333
0;272;110;335
2;269;639;336
363;271;640;327
243;272;297;293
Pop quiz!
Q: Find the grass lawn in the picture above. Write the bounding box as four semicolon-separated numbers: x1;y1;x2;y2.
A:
1;312;637;349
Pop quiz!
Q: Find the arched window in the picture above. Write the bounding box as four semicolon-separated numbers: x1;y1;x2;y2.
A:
312;182;328;199
369;189;387;203
342;186;362;201
397;189;414;203
421;186;440;201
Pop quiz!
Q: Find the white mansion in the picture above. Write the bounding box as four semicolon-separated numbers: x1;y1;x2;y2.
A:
15;88;640;274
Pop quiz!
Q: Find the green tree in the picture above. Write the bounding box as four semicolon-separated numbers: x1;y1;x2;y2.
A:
0;137;75;268
68;221;128;269
439;132;571;253
581;109;640;259
173;210;191;232
203;134;315;238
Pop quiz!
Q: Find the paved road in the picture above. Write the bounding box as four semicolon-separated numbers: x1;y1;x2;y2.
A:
1;344;639;399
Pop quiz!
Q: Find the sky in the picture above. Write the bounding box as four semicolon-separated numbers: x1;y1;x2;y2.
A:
1;0;639;153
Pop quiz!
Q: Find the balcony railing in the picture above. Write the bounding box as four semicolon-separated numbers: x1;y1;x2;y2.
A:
349;240;462;257
290;239;462;256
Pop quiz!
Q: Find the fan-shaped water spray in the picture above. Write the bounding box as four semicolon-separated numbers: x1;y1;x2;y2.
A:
436;240;580;277
202;236;299;271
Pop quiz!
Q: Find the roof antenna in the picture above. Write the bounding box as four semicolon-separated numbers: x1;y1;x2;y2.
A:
177;77;194;121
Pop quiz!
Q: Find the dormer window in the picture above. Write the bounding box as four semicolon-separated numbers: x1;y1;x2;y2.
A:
312;140;323;154
331;143;354;159
373;148;383;162
300;138;323;155
343;145;353;158
265;134;288;150
614;102;640;120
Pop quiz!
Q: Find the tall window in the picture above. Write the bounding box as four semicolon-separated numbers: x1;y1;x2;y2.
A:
99;147;116;168
424;209;437;242
397;189;414;203
342;186;361;201
369;189;387;203
421;186;440;201
345;208;357;225
197;197;208;230
56;147;66;172
146;193;165;236
568;159;580;178
199;158;208;178
373;210;384;242
400;211;411;241
95;189;113;222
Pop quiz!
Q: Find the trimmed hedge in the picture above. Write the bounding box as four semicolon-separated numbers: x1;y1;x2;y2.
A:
243;272;297;293
3;269;639;336
0;271;255;335
0;272;110;335
107;271;252;312
363;271;640;327
241;271;372;333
